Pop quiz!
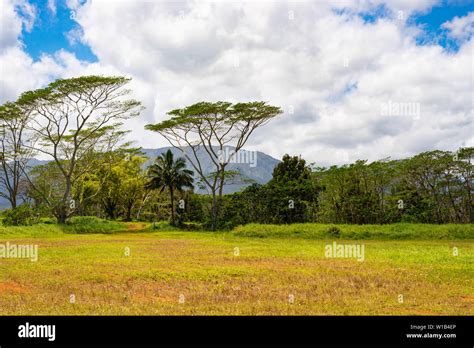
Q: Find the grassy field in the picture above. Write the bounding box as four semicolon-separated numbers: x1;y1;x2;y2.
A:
0;223;472;315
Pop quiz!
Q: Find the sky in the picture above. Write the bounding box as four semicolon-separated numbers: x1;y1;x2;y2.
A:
0;0;473;166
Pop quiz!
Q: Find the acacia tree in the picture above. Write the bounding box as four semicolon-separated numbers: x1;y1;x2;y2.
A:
17;76;143;223
145;101;282;229
0;102;34;208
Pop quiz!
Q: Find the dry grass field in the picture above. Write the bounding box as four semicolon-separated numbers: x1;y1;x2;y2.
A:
0;224;473;315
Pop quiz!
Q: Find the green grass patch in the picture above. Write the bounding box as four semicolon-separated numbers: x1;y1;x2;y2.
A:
61;216;128;234
233;223;474;240
0;223;64;238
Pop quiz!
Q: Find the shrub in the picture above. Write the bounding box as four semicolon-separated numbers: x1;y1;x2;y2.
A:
180;222;203;231
66;216;104;225
325;226;341;238
2;205;40;226
62;216;125;234
150;221;181;231
41;217;56;224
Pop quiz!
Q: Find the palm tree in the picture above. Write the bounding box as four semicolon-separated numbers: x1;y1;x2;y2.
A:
146;149;194;225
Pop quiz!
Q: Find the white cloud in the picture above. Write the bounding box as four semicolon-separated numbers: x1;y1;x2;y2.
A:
1;0;473;167
442;11;474;41
0;0;23;50
47;0;56;16
14;0;36;32
0;0;38;49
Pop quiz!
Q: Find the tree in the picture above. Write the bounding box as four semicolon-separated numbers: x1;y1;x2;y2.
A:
27;161;66;214
399;149;473;223
312;148;474;224
145;101;282;229
456;147;474;222
219;155;319;227
265;154;319;224
17;76;143;223
97;152;147;221
146;149;194;225
71;147;146;220
0;102;34;208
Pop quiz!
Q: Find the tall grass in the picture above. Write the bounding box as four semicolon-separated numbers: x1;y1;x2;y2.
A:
0;224;64;238
0;216;129;237
233;223;474;240
61;216;128;234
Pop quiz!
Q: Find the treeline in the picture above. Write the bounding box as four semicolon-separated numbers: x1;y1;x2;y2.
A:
1;75;472;228
218;149;473;227
2;144;473;228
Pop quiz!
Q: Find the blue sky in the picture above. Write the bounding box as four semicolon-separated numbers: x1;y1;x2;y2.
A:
357;0;474;51
409;0;474;50
18;0;97;62
17;0;474;62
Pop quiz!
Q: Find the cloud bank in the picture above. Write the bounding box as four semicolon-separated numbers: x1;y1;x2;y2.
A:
0;0;472;165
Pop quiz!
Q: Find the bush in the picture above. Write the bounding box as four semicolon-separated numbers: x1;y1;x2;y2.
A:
41;217;56;224
179;222;203;231
2;205;40;226
150;221;181;231
66;216;104;225
62;216;125;234
326;226;341;238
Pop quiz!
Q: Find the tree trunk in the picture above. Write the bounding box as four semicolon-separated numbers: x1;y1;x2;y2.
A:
170;186;175;225
136;192;150;220
125;201;133;221
211;191;218;230
59;177;72;224
210;166;227;231
56;205;67;224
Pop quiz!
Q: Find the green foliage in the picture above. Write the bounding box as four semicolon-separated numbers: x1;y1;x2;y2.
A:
315;148;473;224
219;154;320;228
175;192;206;224
0;101;32;209
147;220;203;231
146;101;282;132
233;223;474;240
62;216;125;234
146;149;194;225
1;205;39;226
40;217;56;224
326;226;341;238
16;75;143;224
271;154;312;182
89;151;148;220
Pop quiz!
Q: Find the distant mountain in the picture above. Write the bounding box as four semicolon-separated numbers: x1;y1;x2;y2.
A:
0;147;280;210
141;146;280;194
